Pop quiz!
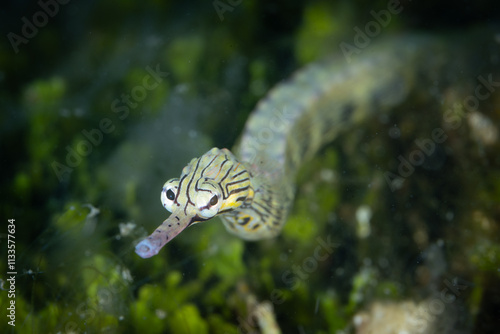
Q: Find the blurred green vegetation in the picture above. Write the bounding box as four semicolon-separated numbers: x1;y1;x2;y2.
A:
1;0;499;333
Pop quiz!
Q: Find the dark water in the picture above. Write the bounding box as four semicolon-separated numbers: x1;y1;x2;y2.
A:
1;1;499;333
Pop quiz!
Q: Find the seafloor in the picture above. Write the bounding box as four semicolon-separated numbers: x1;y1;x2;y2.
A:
1;1;499;333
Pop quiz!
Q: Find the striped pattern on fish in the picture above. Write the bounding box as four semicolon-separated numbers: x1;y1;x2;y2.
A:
135;31;493;258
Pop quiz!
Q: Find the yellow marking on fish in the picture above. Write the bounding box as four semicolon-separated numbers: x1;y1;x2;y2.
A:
135;32;494;258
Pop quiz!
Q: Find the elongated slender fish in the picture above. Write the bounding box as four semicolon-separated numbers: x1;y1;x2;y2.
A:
135;30;497;258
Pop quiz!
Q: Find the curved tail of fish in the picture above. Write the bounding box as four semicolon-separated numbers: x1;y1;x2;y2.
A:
136;29;498;257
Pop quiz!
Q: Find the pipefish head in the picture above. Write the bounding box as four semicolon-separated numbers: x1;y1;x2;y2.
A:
135;147;254;258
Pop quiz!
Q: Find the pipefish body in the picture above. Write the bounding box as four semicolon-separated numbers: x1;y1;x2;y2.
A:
135;29;498;258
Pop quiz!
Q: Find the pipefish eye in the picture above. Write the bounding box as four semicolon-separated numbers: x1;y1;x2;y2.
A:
195;182;222;219
161;179;179;212
166;189;175;200
197;192;221;219
209;195;218;206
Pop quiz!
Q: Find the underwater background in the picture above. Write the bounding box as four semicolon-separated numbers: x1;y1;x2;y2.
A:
1;0;500;333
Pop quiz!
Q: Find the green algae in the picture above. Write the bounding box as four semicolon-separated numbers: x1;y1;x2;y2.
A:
122;66;171;116
282;212;318;244
131;285;167;333
131;271;206;333
469;241;500;274
2;2;500;334
284;148;340;246
22;77;67;189
168;304;209;334
295;2;352;64
374;280;402;300
346;266;378;314
165;35;205;83
12;171;31;202
207;314;239;334
199;238;246;281
319;290;348;333
52;202;90;231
